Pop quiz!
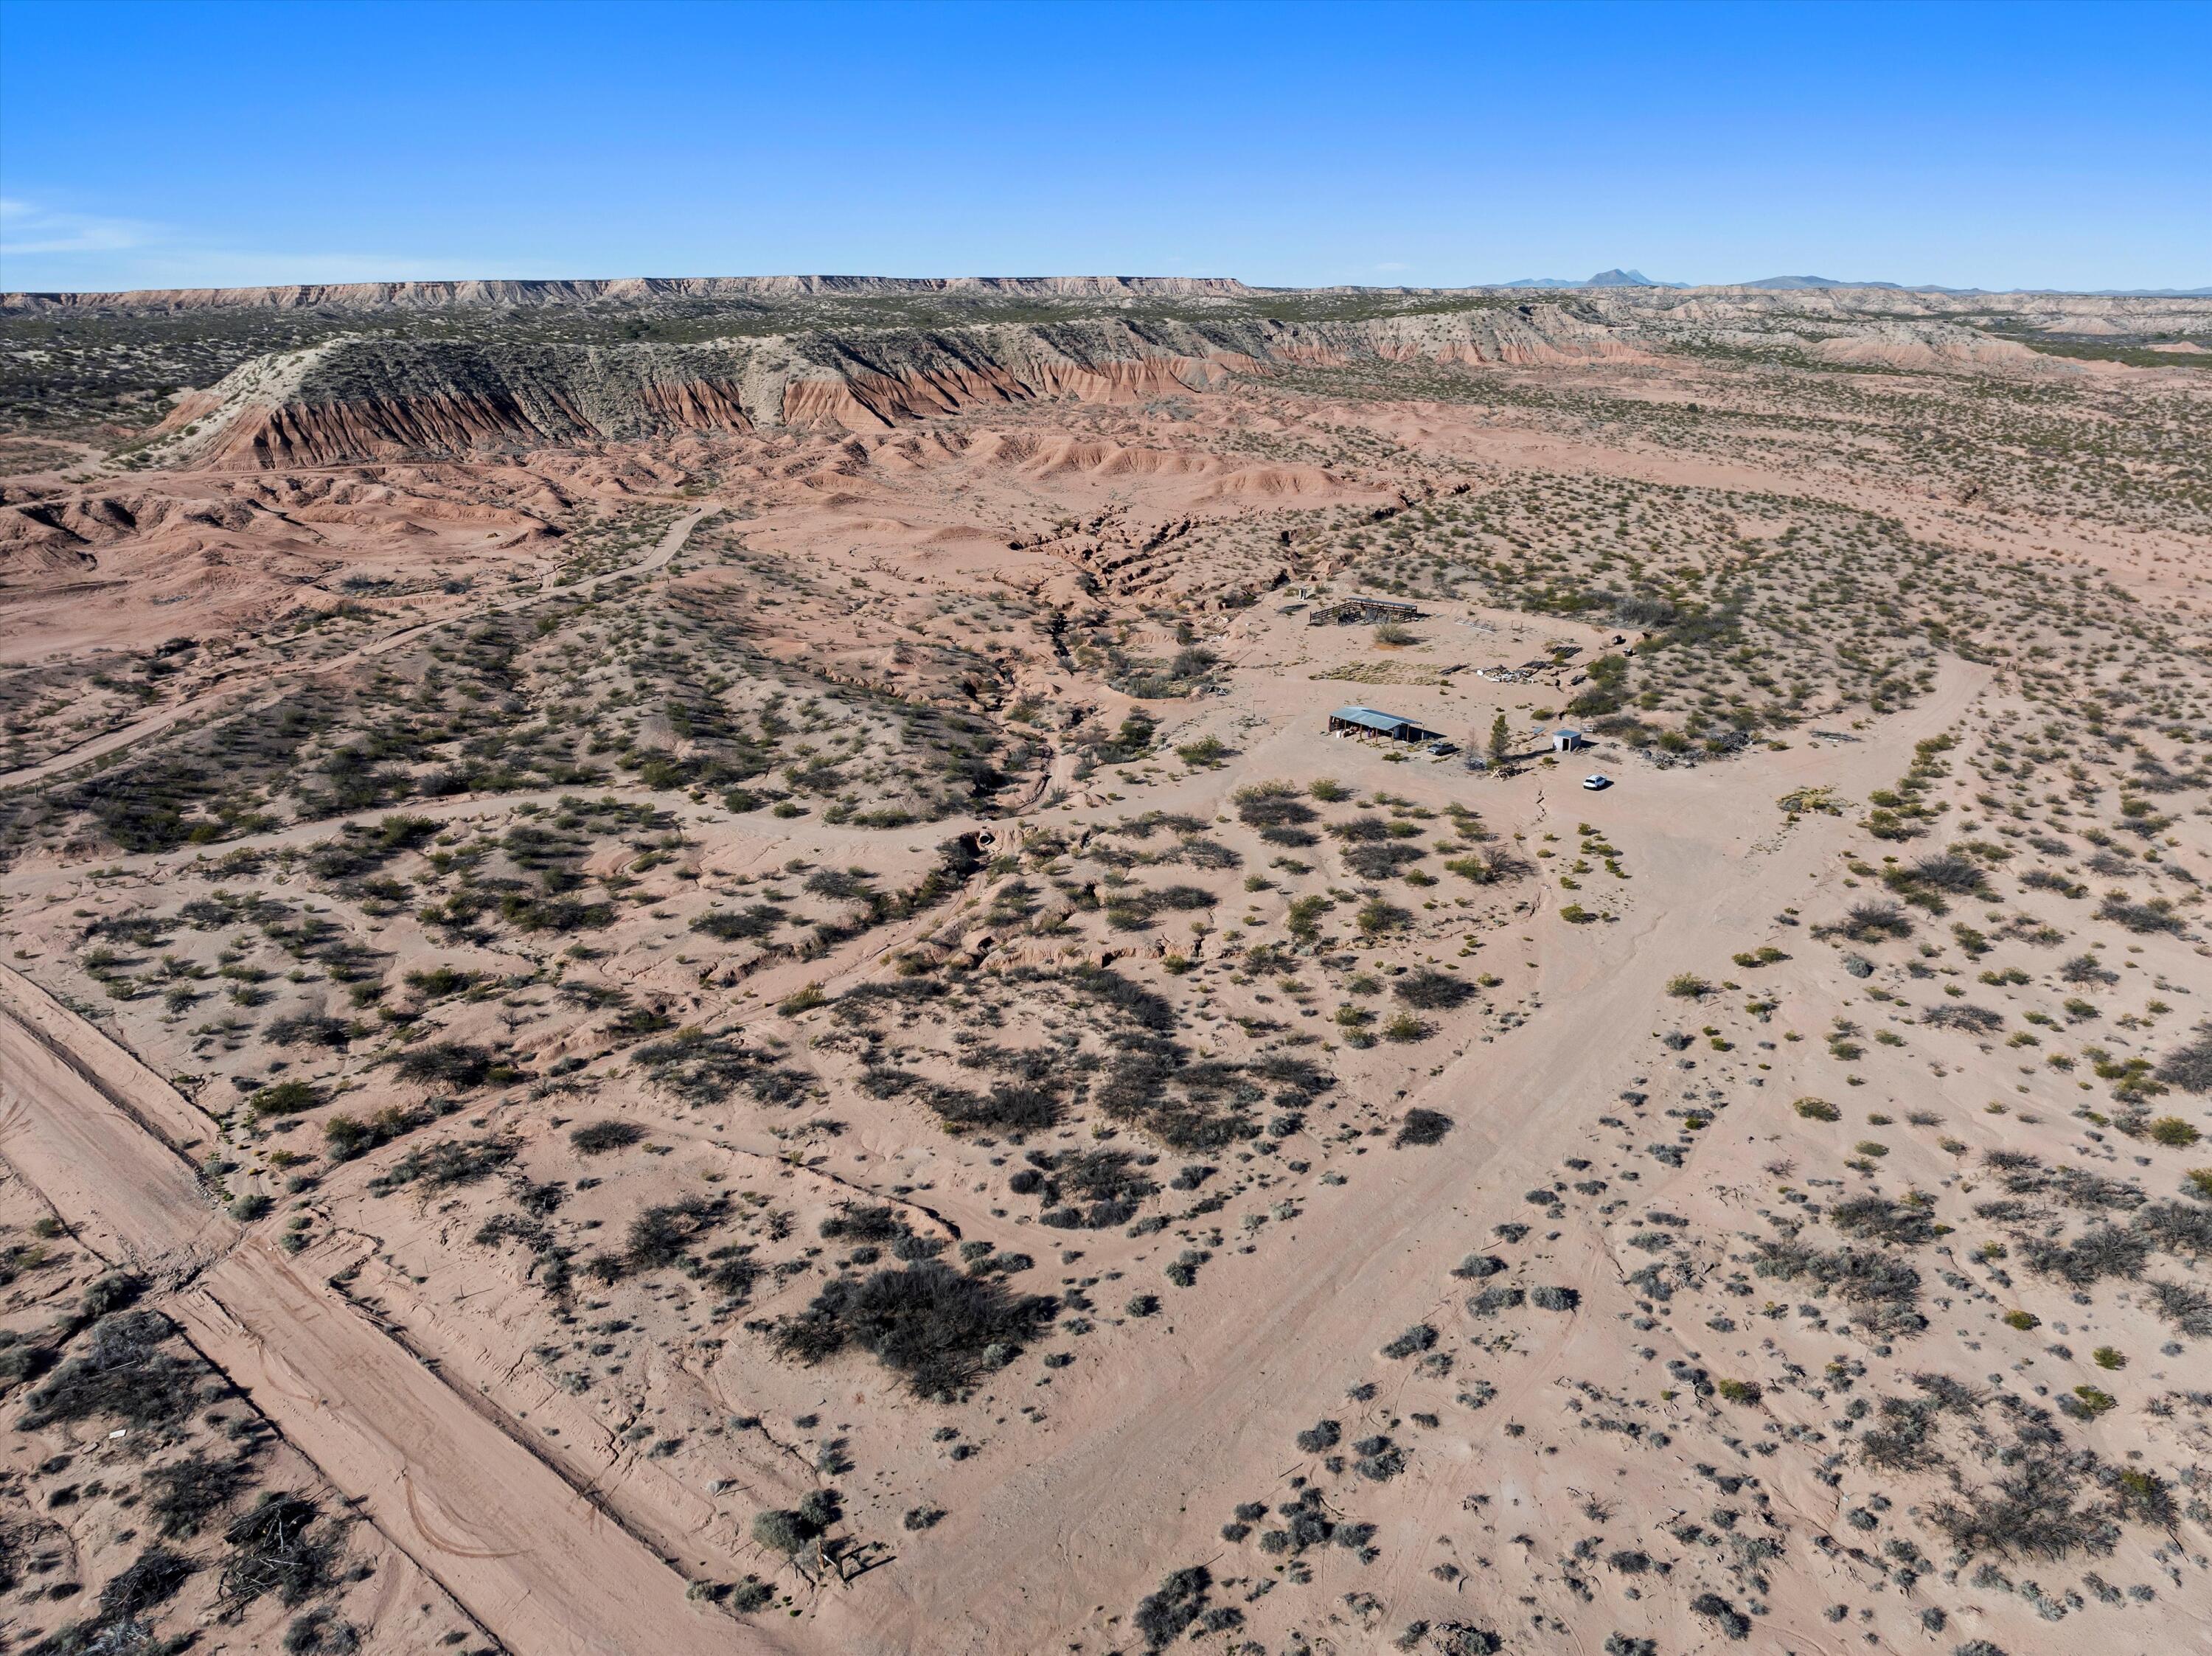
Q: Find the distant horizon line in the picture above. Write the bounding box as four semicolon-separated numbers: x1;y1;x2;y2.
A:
7;270;2209;305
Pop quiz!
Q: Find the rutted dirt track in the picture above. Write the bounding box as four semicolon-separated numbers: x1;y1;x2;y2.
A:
0;962;236;1269
0;962;772;1656
0;505;712;793
836;662;1995;1651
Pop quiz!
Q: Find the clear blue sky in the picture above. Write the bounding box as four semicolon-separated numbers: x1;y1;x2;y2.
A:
2;0;2205;293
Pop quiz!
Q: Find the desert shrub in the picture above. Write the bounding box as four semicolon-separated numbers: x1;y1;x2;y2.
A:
2021;1226;2151;1287
2154;1029;2212;1096
633;1026;757;1102
1232;782;1315;832
1147;883;1216;912
1396;1107;1453;1147
1380;1323;1437;1359
1381;1011;1427;1042
1437;1627;1503;1656
1529;1284;1579;1312
1792;1096;1841;1122
1020;1150;1158;1228
1294;1419;1341;1453
705;1573;770;1612
2097;892;2183;934
1443;848;1522;884
925;1079;1062;1135
1690;1593;1750;1641
1451;1253;1504;1279
1909;855;1992;897
1665;973;1711;999
145;1452;258;1538
2109;1466;2174;1528
1343;841;1426;879
691;904;785;942
1133;1565;1211;1652
570;1120;643;1154
625;1194;726;1268
2147;1278;2212;1337
804;868;873;902
1931;1458;2112;1560
771;1261;1057;1399
1752;1240;1924;1335
1714;1377;1761;1405
751;1508;818;1554
1061;964;1175;1031
1829;1195;1936;1246
99;1545;197;1621
392;1040;504;1089
2135;1200;2212;1257
1830;901;1914;942
819;1204;911;1245
19;1309;198;1430
1353;1435;1405;1480
247;1079;321;1119
372;1135;515;1194
1860;1396;1944;1472
302;815;437;880
1924;1002;2004;1034
324;1102;435;1161
1393;970;1474;1011
2148;1116;2202;1148
265;1012;355;1050
220;1493;338;1607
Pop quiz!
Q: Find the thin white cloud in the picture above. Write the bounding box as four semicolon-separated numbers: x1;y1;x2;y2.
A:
131;249;457;287
0;197;153;257
0;195;459;291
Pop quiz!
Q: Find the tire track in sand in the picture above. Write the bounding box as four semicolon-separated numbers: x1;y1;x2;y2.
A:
0;951;784;1656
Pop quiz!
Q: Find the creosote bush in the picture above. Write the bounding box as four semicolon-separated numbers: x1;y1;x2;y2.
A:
1396;1107;1453;1147
771;1261;1057;1399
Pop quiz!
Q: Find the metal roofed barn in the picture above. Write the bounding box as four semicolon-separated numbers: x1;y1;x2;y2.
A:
1329;706;1441;742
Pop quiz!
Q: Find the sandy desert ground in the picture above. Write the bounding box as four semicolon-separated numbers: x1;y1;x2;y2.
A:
1;276;2209;1656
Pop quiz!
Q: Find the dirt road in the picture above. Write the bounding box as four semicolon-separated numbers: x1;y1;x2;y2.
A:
175;1239;774;1656
0;540;796;1654
0;961;234;1271
834;662;1992;1652
0;506;714;793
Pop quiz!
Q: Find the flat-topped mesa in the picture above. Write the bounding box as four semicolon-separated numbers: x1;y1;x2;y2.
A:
0;274;1256;313
148;307;1635;470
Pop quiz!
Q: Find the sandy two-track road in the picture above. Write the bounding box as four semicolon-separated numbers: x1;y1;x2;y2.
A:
0;961;782;1656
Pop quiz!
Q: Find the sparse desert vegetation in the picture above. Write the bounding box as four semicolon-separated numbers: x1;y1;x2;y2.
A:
1;272;2206;1656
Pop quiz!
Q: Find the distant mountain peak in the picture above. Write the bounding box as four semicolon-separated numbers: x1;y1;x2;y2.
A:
1500;268;1680;289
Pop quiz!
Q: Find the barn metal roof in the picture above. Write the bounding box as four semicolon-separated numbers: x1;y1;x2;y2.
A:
1331;706;1418;732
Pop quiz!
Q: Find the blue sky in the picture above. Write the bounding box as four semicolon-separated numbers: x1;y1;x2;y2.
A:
2;0;2205;293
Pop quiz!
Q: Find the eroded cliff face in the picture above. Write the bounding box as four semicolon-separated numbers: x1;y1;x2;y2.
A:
0;274;1257;313
146;305;1631;468
68;278;2207;471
